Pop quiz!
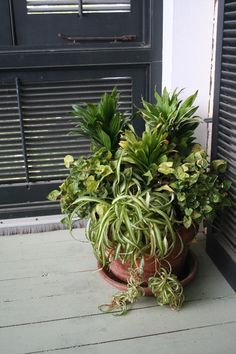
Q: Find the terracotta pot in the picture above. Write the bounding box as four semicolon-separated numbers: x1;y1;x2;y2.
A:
177;223;198;244
108;225;198;284
99;250;198;296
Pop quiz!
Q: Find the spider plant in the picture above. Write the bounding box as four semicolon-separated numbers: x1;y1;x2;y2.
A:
148;267;184;310
68;188;176;267
99;269;145;315
100;266;184;314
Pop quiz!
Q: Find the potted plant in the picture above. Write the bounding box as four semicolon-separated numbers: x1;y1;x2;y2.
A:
48;88;232;314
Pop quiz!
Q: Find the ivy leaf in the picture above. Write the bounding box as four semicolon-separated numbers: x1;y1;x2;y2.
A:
158;161;174;175
203;205;213;213
211;193;221;203
156;184;174;192
183;215;192;229
47;189;61;201
95;203;109;218
196;158;208;169
95;164;113;177
177;192;186;202
192;211;202;220
85;176;99;193
189;173;200;185
185;208;193;216
175;166;189;180
222;180;232;191
64;155;74;168
211;159;227;173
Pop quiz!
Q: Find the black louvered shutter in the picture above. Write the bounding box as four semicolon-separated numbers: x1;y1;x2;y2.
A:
207;0;236;291
0;1;163;218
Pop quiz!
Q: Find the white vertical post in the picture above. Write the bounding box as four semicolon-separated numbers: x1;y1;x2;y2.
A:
162;0;217;150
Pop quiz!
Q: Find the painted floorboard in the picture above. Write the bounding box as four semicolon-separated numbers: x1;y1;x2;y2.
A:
0;230;235;354
44;321;236;354
0;297;236;354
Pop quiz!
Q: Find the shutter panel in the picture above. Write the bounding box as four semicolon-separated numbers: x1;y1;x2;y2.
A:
214;0;236;251
26;0;131;15
0;77;132;183
207;0;236;291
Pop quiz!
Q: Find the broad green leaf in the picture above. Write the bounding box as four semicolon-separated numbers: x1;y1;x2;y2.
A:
156;184;174;192
211;159;227;173
47;189;61;201
177;192;186;202
204;205;213;213
85;175;99;193
183;215;192;229
211;193;221;203
158;161;174;175
175;166;189;180
64;155;74;168
185;208;193;216
95;164;113;177
222;180;232;191
196;158;208;169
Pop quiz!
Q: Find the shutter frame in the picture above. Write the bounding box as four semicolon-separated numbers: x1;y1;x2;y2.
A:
207;0;236;291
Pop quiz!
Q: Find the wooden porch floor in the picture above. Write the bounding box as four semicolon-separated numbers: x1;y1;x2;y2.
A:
0;229;236;354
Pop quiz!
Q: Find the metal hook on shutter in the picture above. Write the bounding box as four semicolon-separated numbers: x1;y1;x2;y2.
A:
78;0;83;16
57;33;137;43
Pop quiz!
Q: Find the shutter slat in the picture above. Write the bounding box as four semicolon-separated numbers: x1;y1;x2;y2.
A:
27;0;131;15
221;77;236;89
219;115;236;129
225;2;236;11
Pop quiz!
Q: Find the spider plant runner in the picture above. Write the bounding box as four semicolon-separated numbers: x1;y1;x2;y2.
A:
48;88;232;315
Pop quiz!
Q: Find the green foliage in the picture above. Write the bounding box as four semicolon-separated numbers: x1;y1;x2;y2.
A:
48;87;232;314
48;148;115;220
72;89;131;153
156;146;232;228
140;87;200;154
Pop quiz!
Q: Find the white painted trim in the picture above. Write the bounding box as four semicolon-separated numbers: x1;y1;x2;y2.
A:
162;0;174;90
162;0;216;149
0;215;64;229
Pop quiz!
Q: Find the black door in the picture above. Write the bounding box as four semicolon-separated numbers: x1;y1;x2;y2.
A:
0;0;163;218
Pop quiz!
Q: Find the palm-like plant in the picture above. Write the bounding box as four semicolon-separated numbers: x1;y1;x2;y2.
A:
140;88;200;154
72;89;131;153
119;125;174;183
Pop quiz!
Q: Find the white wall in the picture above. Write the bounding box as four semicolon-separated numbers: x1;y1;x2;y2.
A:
162;0;217;150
